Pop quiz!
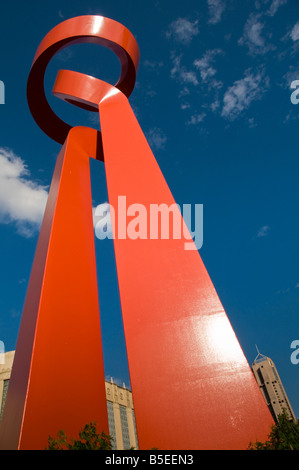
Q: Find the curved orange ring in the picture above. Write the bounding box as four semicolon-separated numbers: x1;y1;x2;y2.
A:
53;69;118;111
27;15;140;144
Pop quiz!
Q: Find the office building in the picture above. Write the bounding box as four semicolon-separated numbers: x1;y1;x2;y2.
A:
0;351;138;450
0;351;14;424
105;377;138;449
252;348;296;423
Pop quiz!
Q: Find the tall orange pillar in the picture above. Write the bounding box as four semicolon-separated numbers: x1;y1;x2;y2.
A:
98;88;274;450
0;127;108;449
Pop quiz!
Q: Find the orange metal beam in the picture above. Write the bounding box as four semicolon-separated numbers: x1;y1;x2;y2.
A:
53;67;274;448
0;127;108;450
97;86;274;450
52;62;274;448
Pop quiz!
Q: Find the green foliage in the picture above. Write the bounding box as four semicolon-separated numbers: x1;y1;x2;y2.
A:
248;409;299;450
46;422;113;450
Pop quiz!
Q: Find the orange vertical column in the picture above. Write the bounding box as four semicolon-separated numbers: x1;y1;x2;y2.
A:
0;127;108;450
98;91;274;450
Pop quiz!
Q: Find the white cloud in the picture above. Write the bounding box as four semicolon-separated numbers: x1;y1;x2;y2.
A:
266;0;287;16
193;49;224;90
187;113;207;125
277;282;299;294
290;21;299;42
178;87;191;99
207;0;226;24
276;286;291;294
257;225;270;237
194;49;218;81
166;18;199;45
255;0;287;15
146;127;167;150
238;13;275;55
143;59;164;71
171;55;199;86
211;99;220;112
221;68;269;120
248;117;257;128
0;148;48;237
178;70;199;86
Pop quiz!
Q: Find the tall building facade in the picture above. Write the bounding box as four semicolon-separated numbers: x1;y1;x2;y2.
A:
252;348;296;423
0;351;138;450
105;377;138;450
0;351;14;424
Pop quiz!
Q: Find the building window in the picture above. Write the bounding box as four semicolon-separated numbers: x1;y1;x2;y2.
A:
0;379;9;421
119;405;131;450
132;409;139;450
106;401;117;450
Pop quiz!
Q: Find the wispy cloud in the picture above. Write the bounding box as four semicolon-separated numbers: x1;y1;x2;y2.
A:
276;281;298;295
256;225;270;237
146;127;167;150
171;54;199;86
0;148;48;237
255;0;287;16
266;0;287;16
276;286;291;294
207;0;226;24
193;49;224;89
282;65;299;88
221;68;269;120
187;113;207;125
290;21;299;42
238;13;275;55
143;59;164;71
166;18;199;45
194;49;219;80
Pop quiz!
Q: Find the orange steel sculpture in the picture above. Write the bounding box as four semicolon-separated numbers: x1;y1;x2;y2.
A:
0;16;274;450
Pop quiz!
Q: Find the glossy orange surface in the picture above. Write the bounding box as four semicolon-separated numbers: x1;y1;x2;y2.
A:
27;15;139;144
55;73;274;448
97;85;274;450
0;127;108;449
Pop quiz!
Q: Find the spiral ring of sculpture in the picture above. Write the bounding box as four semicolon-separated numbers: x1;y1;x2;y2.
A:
26;15;140;144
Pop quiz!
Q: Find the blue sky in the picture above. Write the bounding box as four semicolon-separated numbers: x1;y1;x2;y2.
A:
0;0;298;417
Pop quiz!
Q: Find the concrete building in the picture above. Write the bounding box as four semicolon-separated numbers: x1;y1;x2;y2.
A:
105;377;138;450
0;351;138;449
252;347;296;423
0;351;14;424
